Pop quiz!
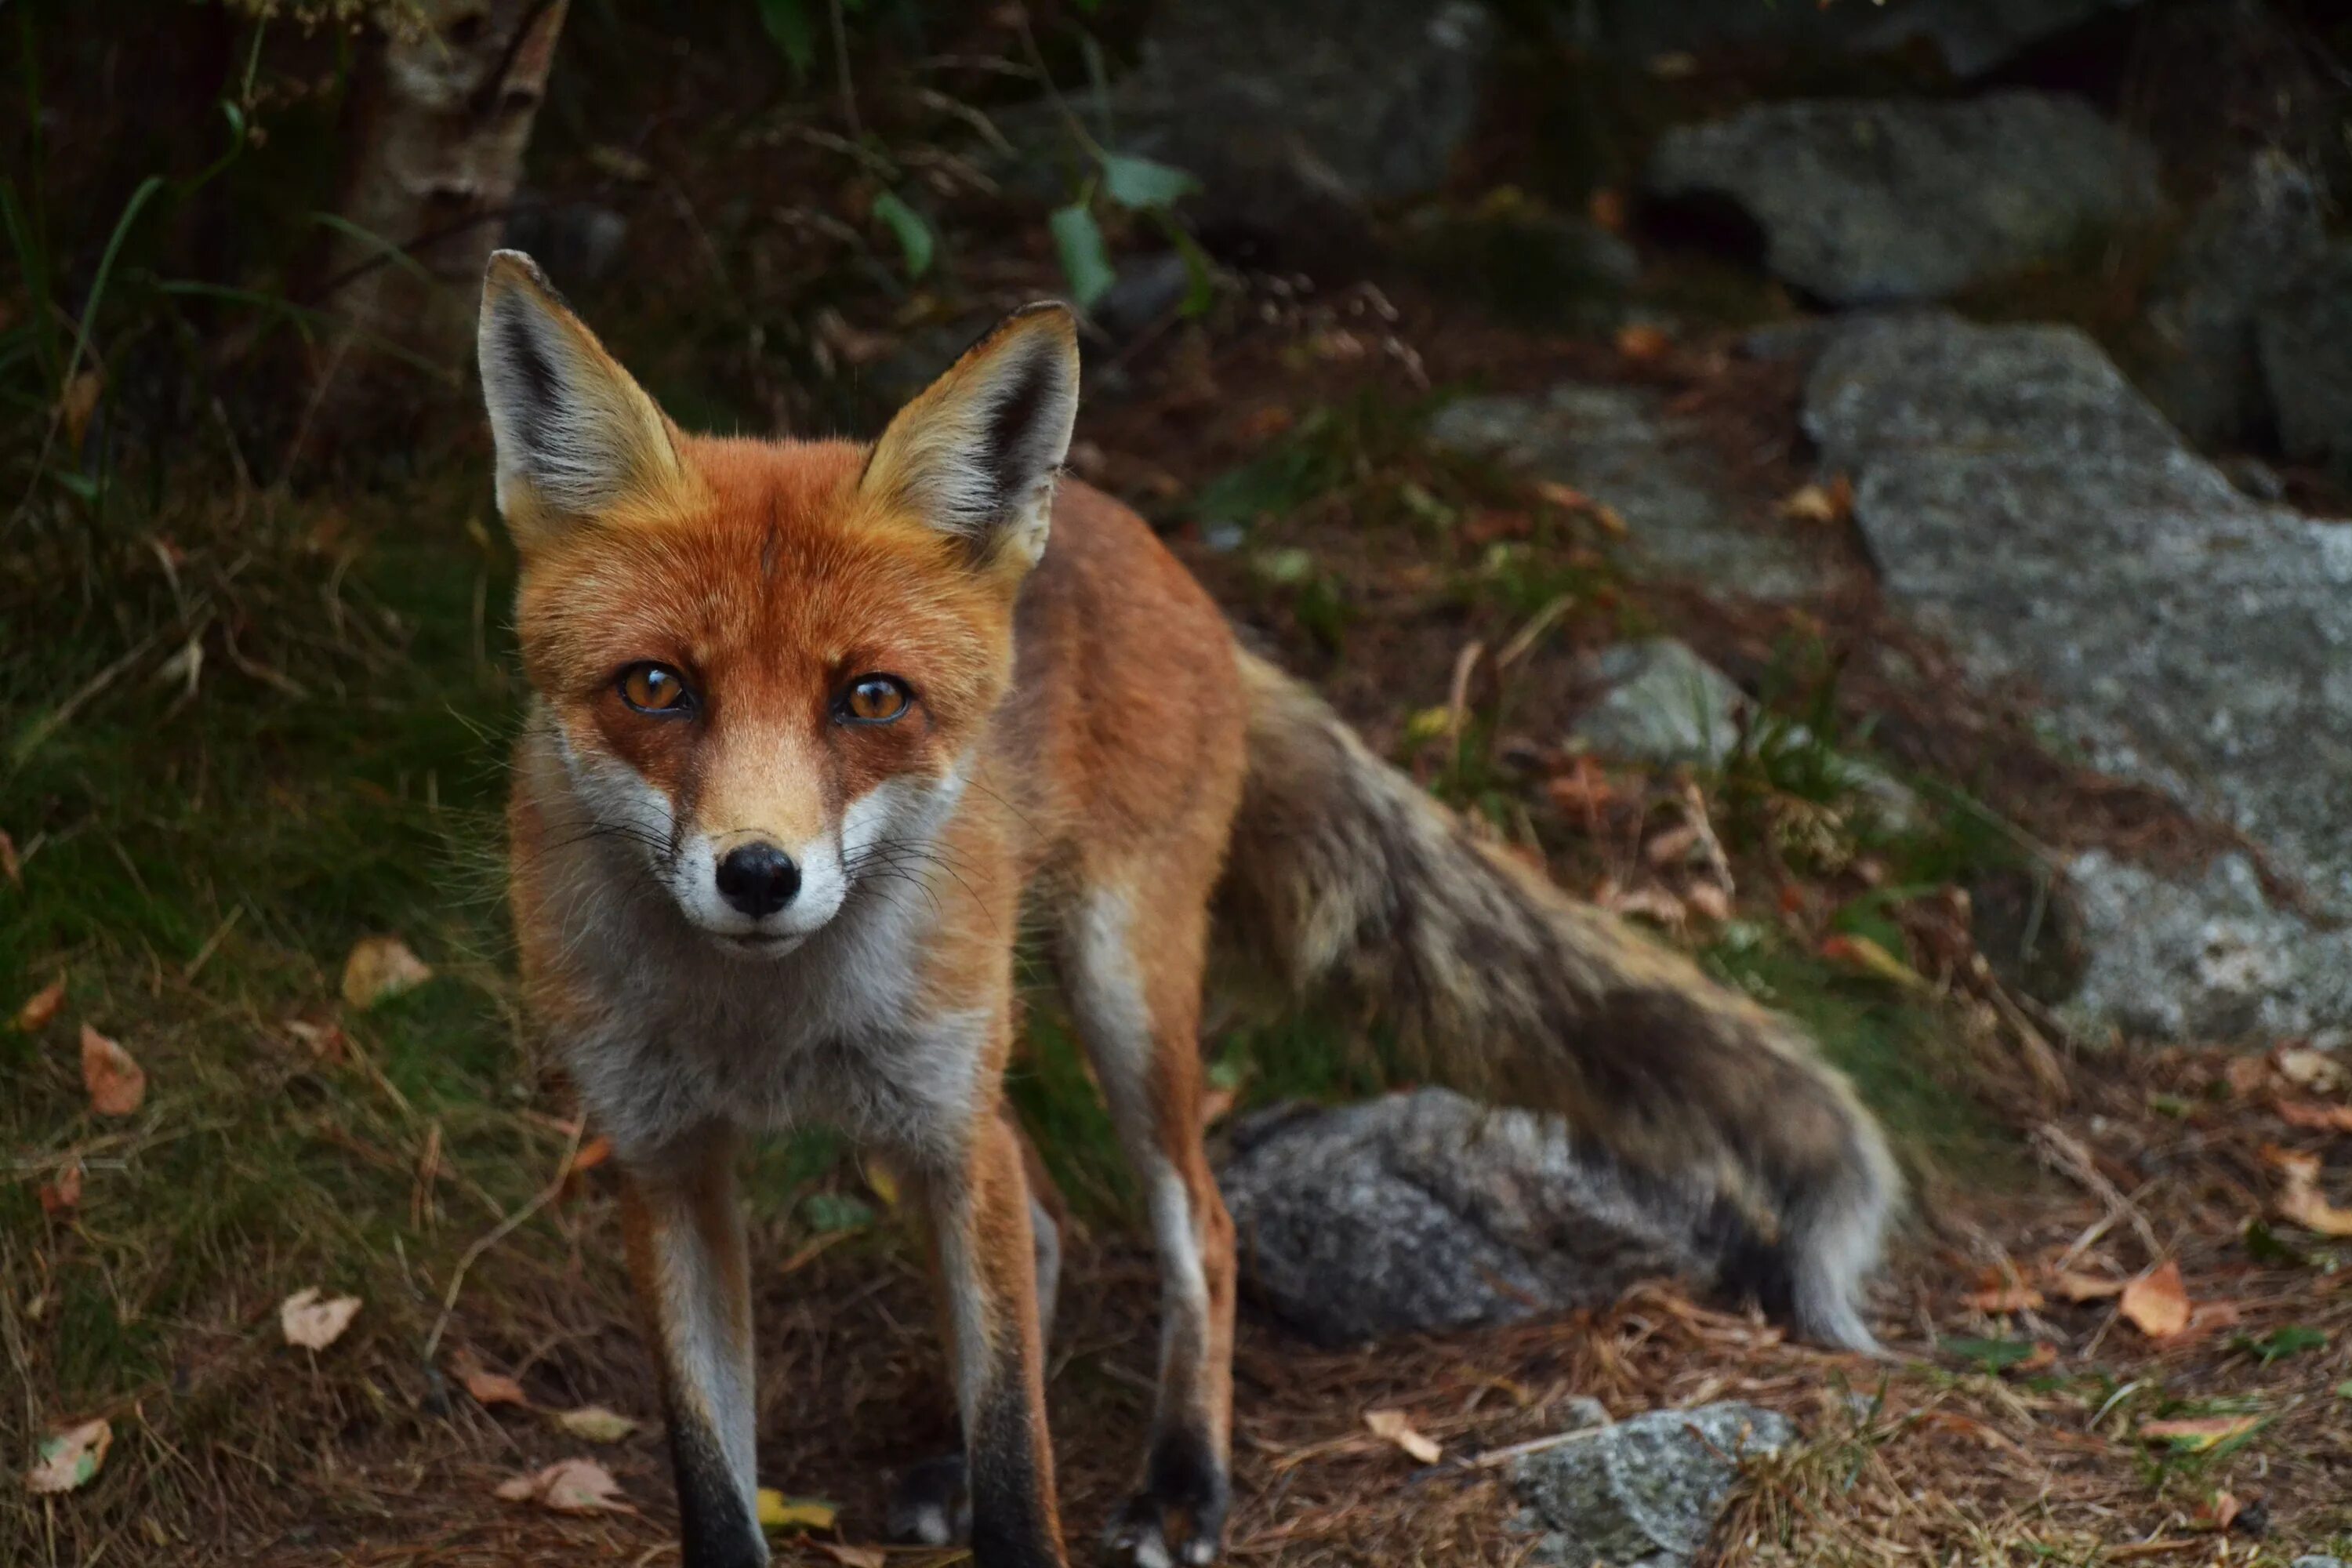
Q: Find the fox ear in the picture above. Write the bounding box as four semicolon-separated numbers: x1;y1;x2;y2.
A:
477;249;684;544
862;303;1080;569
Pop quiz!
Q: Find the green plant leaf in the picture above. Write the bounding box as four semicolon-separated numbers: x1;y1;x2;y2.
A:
1050;202;1116;310
801;1192;874;1234
869;191;934;280
2234;1325;2328;1364
755;0;815;79
1943;1336;2036;1372
1099;152;1198;212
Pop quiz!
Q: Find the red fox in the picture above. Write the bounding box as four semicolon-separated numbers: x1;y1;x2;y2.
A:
479;249;1896;1568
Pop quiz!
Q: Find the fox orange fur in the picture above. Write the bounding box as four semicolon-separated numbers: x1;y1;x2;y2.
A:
480;249;1897;1568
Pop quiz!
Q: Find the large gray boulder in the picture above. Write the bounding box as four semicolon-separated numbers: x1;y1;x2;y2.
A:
1429;385;1829;599
2257;243;2352;477
1806;311;2352;1037
1646;94;2163;307
2143;153;2326;448
1218;1090;1721;1345
1009;0;1492;240
1572;0;2143;77
1512;1403;1795;1568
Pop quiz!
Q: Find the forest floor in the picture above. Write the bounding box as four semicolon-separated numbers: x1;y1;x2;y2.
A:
9;15;2352;1566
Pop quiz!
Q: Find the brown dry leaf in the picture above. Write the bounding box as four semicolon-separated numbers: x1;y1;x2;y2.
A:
1777;473;1855;527
1363;1408;1442;1465
1818;934;1930;993
2267;1145;2352;1236
340;934;434;1011
79;1025;145;1116
15;975;65;1032
1962;1283;2045;1314
2013;1342;2059;1374
2193;1492;2242;1534
1545;756;1616;821
2139;1414;2261;1451
568;1136;614;1176
25;1417;111;1495
0;828;20;885
1532;478;1595;513
496;1457;634;1515
2275;1098;2352;1134
60;368;104;455
552;1404;638;1443
2118;1261;2192;1339
2047;1269;2129;1303
279;1287;362;1351
2223;1054;2274;1098
819;1545;889;1568
1235;404;1294;444
282;1018;348;1062
1614;324;1671;362
38;1160;82;1215
451;1349;530;1409
2275;1045;2347;1094
1586;187;1628;233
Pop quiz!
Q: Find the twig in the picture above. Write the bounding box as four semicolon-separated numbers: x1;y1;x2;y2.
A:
420;1118;582;1366
2032;1123;2162;1263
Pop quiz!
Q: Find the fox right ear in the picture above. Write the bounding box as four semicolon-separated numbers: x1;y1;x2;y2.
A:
477;250;684;544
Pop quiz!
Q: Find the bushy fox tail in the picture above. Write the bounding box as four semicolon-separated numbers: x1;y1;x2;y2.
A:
1215;652;1898;1351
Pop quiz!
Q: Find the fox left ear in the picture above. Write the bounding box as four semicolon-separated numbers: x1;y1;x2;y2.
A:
862;303;1080;570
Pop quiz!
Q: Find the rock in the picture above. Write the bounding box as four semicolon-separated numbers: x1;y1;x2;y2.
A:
2062;851;2352;1043
2257;243;2352;477
1429;384;1830;599
2143;153;2326;447
1570;641;1748;769
2290;1557;2350;1568
1572;0;2143;77
1646;94;2163;307
1806;311;2352;1034
1512;1403;1795;1568
1090;252;1194;343
1218;1090;1722;1345
1005;0;1493;245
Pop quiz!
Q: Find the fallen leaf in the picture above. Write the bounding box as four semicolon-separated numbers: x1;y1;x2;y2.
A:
758;1490;839;1532
38;1160;82;1215
1545;756;1616;820
2139;1414;2262;1451
2047;1269;2129;1303
568;1137;614;1176
0;828;19;884
2223;1054;2274;1098
553;1404;637;1443
819;1545;889;1568
279;1287;362;1351
2276;1045;2347;1094
1775;474;1854;527
2192;1492;2242;1532
1819;934;1929;993
282;1018;347;1062
14;975;65;1032
1586;187;1628;233
1235;404;1294;443
450;1349;529;1409
2273;1147;2352;1237
2119;1261;2192;1340
1614;323;1670;362
25;1417;111;1494
2013;1342;2060;1373
1363;1408;1442;1465
79;1025;145;1116
2274;1098;2352;1134
1963;1283;2045;1314
60;368;104;455
340;935;434;1010
497;1457;633;1514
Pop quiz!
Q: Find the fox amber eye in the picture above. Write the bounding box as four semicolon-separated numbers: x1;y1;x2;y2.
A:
840;674;911;724
619;662;694;714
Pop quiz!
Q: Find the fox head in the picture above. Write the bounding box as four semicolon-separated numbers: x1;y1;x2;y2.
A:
478;251;1078;956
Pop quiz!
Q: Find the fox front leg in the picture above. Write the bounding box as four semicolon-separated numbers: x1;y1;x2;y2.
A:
913;1105;1070;1568
619;1126;768;1568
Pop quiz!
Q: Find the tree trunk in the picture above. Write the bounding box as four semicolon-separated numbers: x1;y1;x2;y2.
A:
310;0;569;437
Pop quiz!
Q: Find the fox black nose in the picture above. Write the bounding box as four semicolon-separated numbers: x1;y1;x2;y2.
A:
715;842;800;918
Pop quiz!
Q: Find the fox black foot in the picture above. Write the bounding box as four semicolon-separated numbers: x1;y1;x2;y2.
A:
887;1453;969;1547
1105;1429;1228;1568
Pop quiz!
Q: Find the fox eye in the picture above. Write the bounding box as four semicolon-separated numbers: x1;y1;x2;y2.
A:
619;662;695;715
839;674;911;724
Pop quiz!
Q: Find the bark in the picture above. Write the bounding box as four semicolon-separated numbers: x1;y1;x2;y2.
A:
312;0;569;430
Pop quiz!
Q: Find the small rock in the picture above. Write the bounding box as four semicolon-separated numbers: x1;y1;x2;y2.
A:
2290;1556;2350;1568
1091;252;1194;343
1430;385;1829;599
1219;1090;1723;1345
2257;242;2352;477
1512;1403;1795;1568
1646;93;2163;306
1570;641;1748;770
2142;152;2326;447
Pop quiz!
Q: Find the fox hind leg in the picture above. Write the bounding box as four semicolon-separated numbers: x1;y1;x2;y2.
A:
1059;880;1236;1568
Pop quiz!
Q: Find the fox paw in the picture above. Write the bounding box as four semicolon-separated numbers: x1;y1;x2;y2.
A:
1104;1432;1227;1568
885;1454;968;1547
